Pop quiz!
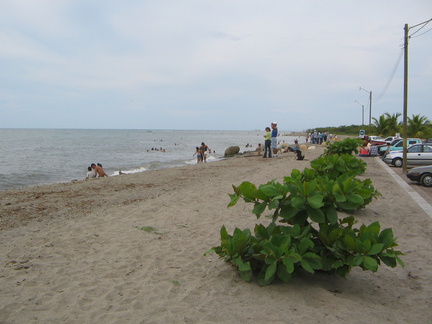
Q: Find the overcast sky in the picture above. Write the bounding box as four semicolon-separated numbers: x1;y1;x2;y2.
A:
1;1;431;131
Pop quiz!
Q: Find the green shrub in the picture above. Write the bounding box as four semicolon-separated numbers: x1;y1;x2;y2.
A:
207;155;403;286
310;154;367;179
325;138;363;155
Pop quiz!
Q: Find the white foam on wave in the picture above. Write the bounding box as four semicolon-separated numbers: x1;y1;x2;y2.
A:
111;166;148;176
185;154;222;165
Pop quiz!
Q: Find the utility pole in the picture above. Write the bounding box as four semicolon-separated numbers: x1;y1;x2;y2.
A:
359;87;372;134
402;18;432;173
402;23;409;173
368;91;372;134
355;100;365;126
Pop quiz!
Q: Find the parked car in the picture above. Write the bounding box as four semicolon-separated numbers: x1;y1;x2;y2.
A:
383;143;432;167
383;136;401;143
359;135;384;142
407;165;432;187
378;138;422;155
377;139;402;155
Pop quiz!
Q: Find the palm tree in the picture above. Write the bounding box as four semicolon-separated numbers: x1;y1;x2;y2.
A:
407;114;431;137
385;112;401;135
372;114;389;135
372;113;401;136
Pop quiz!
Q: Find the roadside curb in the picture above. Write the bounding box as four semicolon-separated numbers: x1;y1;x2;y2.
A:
376;158;432;220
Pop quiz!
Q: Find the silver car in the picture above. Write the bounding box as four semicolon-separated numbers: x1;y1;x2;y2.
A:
383;143;432;167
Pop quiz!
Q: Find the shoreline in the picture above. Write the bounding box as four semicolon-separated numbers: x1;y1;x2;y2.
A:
1;144;431;323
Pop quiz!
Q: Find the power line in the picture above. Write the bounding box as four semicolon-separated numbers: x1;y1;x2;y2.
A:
375;47;404;102
375;18;431;102
409;19;431;37
410;26;432;39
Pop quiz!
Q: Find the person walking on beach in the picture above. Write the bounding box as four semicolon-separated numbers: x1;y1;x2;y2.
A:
271;122;278;157
91;163;108;177
193;147;203;163
200;142;210;162
263;127;272;158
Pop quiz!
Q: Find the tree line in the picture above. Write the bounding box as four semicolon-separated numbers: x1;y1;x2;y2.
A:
308;113;431;139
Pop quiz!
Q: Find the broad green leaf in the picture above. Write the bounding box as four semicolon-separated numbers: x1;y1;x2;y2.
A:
265;261;277;281
363;256;378;272
344;234;356;250
378;228;395;247
260;184;281;197
334;191;346;202
220;225;229;240
280;205;298;220
268;199;280;210
362;239;371;253
291;224;301;237
367;243;384;256
347;193;364;206
332;260;344;269
301;259;315;274
367;221;381;237
379;254;397;267
233;256;251;272
237;181;258;200
254;224;269;241
306;205;325;223
277;263;292;283
307;194;324;209
302;252;322;270
291;196;305;209
298;237;313;254
232;228;250;254
303;180;317;196
283;257;295;273
395;255;405;267
233;256;252;282
325;206;338;225
252;202;267;216
258;266;272;286
352;254;363;266
228;193;240;207
328;228;343;243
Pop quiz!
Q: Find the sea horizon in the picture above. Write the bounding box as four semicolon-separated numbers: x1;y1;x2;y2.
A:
0;128;305;191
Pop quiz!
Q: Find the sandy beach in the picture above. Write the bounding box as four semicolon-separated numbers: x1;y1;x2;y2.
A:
1;145;431;323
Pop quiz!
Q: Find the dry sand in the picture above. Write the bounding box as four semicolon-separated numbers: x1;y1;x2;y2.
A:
1;145;431;323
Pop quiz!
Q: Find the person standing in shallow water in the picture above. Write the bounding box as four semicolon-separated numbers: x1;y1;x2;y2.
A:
263;127;272;158
193;147;203;163
200;142;210;162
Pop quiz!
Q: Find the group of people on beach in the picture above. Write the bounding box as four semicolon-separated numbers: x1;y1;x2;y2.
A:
262;122;279;158
85;163;108;180
258;122;304;160
193;142;212;163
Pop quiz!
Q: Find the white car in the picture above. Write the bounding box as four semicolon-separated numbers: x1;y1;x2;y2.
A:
383;144;432;167
383;136;401;143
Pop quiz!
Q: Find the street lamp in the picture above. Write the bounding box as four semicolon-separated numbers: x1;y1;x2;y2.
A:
359;87;372;134
354;100;365;126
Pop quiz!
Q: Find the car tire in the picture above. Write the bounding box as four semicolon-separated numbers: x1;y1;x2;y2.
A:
393;158;403;167
420;174;432;187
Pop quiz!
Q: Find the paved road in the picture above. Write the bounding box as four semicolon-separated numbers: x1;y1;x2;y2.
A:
374;158;432;219
388;163;432;206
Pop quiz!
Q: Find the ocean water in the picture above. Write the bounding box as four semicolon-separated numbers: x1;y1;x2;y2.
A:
0;129;303;191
